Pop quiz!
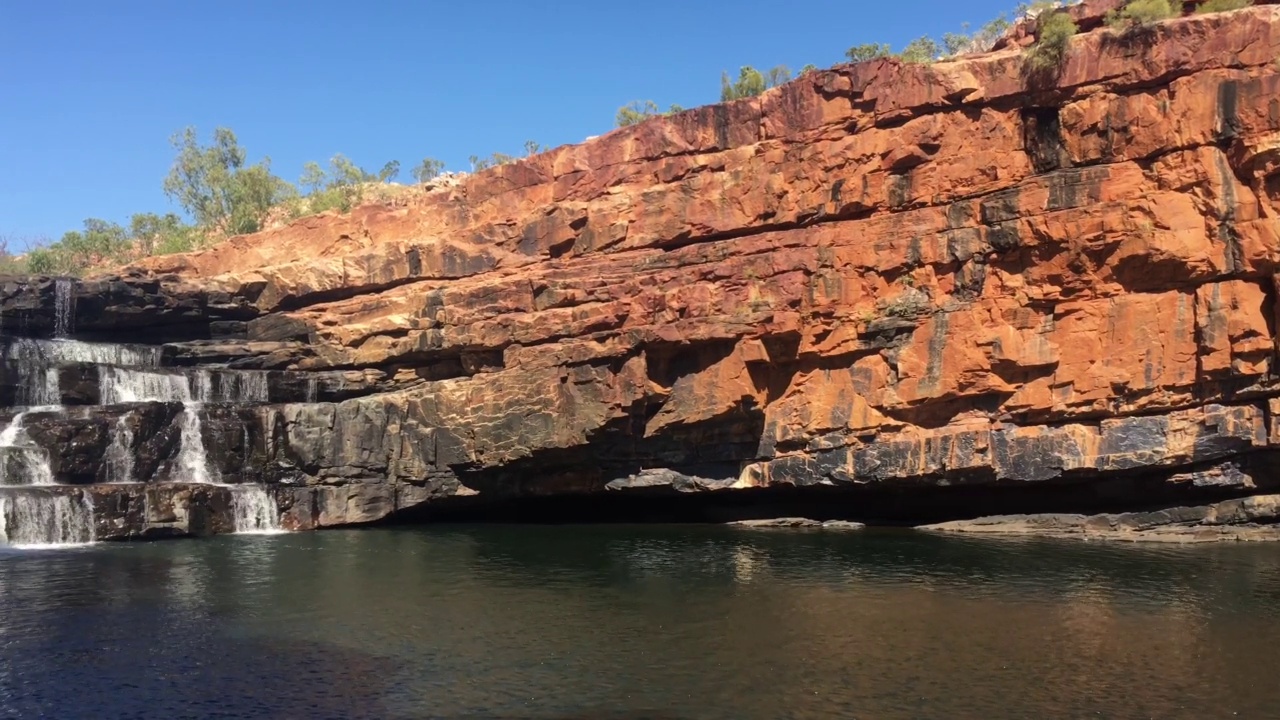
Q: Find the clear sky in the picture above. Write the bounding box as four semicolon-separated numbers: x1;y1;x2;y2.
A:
1;0;1014;247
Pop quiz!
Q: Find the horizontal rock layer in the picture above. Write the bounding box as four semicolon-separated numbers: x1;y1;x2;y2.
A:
10;5;1280;540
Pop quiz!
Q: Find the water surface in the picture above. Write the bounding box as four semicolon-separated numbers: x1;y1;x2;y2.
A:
2;526;1278;719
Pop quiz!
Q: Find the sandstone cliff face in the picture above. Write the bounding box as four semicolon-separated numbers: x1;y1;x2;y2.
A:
9;4;1280;537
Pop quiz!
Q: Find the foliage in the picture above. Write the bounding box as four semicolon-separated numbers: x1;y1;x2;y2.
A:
898;36;940;63
0;236;32;274
26;219;133;276
1198;0;1250;11
1025;10;1079;72
128;212;194;256
720;65;790;101
799;64;818;75
616;100;685;127
377;160;400;183
845;43;891;62
1106;0;1178;29
469;150;522;171
294;153;398;214
411;158;446;183
162;126;293;236
941;15;1014;56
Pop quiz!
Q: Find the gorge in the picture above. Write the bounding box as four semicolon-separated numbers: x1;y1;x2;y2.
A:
6;0;1280;545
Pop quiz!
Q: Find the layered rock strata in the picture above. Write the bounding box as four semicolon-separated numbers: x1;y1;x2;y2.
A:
7;4;1280;541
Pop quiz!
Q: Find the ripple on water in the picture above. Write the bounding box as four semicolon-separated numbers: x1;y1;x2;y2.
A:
0;526;1278;719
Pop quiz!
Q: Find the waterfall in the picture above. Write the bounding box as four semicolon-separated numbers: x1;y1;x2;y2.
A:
305;376;318;403
98;367;191;404
17;366;59;407
0;330;287;539
0;490;95;547
4;337;161;368
205;369;268;403
53;279;76;337
104;414;135;484
0;410;56;486
95;366;213;483
229;484;282;534
176;403;213;484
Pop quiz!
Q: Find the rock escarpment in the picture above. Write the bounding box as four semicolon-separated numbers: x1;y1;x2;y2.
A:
7;3;1280;541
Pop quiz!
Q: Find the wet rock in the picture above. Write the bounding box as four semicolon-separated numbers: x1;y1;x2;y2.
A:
919;494;1280;543
728;518;866;530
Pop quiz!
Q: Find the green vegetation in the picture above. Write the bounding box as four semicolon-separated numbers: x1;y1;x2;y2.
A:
412;158;446;183
28;219;132;275
469;141;544;171
16;0;1199;276
845;43;892;62
162;127;292;237
616;100;685;127
1198;0;1250;12
20;125;458;277
720;65;792;101
1026;10;1080;72
1106;0;1179;29
898;36;941;63
846;12;1015;65
291;154;400;216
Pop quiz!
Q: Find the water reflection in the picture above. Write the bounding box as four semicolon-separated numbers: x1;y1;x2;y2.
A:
0;526;1277;718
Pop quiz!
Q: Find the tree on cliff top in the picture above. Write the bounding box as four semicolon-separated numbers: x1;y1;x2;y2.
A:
720;65;791;101
412;158;446;183
615;100;685;127
163;126;294;236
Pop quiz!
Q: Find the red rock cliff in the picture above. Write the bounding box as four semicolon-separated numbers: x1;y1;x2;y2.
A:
107;4;1280;537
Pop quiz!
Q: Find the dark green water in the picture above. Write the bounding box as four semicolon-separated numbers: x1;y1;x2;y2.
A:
2;526;1279;719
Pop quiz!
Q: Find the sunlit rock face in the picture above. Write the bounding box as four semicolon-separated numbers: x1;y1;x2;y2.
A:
9;4;1280;541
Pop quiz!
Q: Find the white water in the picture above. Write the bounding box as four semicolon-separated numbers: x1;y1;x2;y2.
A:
0;409;57;486
96;366;268;486
177;403;213;484
98;367;191;404
305;377;318;403
98;366;269;404
104;414;135;484
53;278;75;337
3;337;162;368
1;335;287;537
16;365;60;407
210;370;269;403
0;490;95;547
228;484;283;534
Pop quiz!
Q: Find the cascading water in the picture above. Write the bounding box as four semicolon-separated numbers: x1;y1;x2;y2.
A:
176;404;214;484
3;337;161;368
229;484;283;534
1;324;285;541
0;490;95;547
96;366;214;484
104;414;135;484
53;278;76;338
0;409;56;486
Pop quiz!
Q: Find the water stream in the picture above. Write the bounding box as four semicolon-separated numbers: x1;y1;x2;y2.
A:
53;278;75;338
0;490;95;547
0;337;282;545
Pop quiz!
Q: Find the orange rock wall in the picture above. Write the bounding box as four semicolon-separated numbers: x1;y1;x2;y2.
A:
128;5;1280;526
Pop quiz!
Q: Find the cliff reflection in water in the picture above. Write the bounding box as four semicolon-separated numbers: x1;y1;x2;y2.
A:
1;527;1278;719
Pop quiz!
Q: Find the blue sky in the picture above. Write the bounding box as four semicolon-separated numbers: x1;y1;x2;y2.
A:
1;0;1014;247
